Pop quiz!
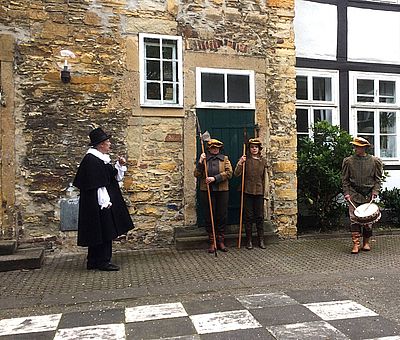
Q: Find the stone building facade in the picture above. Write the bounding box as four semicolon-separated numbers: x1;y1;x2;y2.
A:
0;0;297;248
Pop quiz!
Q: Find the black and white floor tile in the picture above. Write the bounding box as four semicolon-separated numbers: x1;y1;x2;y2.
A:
0;291;399;339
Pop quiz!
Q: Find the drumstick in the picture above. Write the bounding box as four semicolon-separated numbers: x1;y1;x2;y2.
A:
363;197;375;212
347;199;357;210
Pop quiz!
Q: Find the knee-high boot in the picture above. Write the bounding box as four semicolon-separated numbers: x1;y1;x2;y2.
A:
245;224;253;249
362;237;371;251
351;232;361;254
207;232;216;254
217;233;228;252
257;227;266;249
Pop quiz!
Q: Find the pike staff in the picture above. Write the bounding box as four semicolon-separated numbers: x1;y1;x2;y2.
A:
195;117;218;257
238;128;247;248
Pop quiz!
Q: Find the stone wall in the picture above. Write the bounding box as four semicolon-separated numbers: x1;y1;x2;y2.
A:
0;0;297;248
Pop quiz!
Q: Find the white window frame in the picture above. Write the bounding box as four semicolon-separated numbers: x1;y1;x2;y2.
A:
139;33;183;108
195;67;255;109
349;71;400;164
296;68;340;138
362;0;400;4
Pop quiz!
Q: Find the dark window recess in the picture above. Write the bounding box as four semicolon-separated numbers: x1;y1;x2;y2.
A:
296;76;308;100
146;60;160;80
147;82;161;100
144;39;160;58
227;74;250;103
296;108;309;133
201;73;224;102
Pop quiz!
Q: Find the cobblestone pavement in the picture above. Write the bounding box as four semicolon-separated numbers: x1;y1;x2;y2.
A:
1;235;400;330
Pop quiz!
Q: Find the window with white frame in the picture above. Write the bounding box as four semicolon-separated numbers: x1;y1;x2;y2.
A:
349;72;400;162
139;33;183;107
296;69;340;143
196;68;255;109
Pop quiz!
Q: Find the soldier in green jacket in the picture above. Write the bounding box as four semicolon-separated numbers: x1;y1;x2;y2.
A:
234;139;268;249
342;137;383;254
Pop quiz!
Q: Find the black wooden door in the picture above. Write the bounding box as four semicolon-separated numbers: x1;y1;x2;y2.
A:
196;108;255;226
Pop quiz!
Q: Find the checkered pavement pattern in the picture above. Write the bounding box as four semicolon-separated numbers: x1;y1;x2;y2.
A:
1;291;399;339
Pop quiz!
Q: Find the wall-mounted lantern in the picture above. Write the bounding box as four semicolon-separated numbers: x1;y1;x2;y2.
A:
60;49;76;84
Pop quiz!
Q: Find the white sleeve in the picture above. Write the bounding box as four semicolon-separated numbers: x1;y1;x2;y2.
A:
115;161;127;182
97;187;112;209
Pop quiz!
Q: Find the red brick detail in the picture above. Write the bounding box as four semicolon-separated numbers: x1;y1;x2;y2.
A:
185;38;249;54
165;133;182;142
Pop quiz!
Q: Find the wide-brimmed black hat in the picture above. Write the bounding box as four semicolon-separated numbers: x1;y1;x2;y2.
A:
88;127;111;146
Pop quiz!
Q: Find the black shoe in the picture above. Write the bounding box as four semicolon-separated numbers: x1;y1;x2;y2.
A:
98;263;120;271
246;239;253;250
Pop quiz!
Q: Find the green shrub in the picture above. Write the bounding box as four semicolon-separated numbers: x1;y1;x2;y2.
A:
297;121;354;230
379;188;400;223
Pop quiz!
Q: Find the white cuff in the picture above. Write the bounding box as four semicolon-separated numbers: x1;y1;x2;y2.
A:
97;187;111;209
115;161;127;182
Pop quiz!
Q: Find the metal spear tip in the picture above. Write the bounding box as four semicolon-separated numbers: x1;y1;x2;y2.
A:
202;131;211;142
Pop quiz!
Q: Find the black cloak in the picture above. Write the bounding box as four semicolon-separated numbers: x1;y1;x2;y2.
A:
73;153;134;247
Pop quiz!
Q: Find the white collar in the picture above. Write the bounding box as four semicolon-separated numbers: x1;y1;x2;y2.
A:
87;148;111;164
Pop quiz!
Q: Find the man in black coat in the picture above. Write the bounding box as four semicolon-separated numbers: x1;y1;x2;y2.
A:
73;127;134;271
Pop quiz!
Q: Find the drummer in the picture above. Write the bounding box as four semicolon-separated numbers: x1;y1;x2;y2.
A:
342;137;383;254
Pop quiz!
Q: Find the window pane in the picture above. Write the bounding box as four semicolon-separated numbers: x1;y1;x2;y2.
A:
380;111;396;134
380;135;396;158
313;109;333;123
163;61;173;81
357;79;374;102
296;108;309;133
296;76;307;100
146;82;161;100
297;134;308;148
357;111;374;133
162;40;177;59
313;77;332;101
358;135;374;155
163;83;175;102
201;73;224;102
227;74;250;103
146;60;160;80
379;80;395;104
144;39;160;58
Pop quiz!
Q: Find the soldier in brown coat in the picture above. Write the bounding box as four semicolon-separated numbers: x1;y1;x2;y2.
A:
194;139;233;253
342;137;383;254
234;139;268;249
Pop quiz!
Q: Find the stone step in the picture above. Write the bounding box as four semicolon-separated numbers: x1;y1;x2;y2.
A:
0;240;17;255
0;248;45;272
174;221;279;250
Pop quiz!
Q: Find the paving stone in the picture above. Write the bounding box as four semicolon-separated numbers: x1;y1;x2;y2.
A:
58;308;124;329
182;296;244;315
249;304;321;326
266;320;349;339
236;292;298;309
330;316;400;339
126;317;196;340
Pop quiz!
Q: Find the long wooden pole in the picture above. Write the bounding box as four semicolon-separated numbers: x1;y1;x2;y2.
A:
238;142;246;248
201;140;218;256
196;116;217;257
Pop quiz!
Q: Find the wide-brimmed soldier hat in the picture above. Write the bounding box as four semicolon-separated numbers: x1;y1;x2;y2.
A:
207;139;224;148
350;136;371;147
88;127;111;146
248;138;262;150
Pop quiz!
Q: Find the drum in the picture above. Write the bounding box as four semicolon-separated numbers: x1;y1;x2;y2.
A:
354;203;381;226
